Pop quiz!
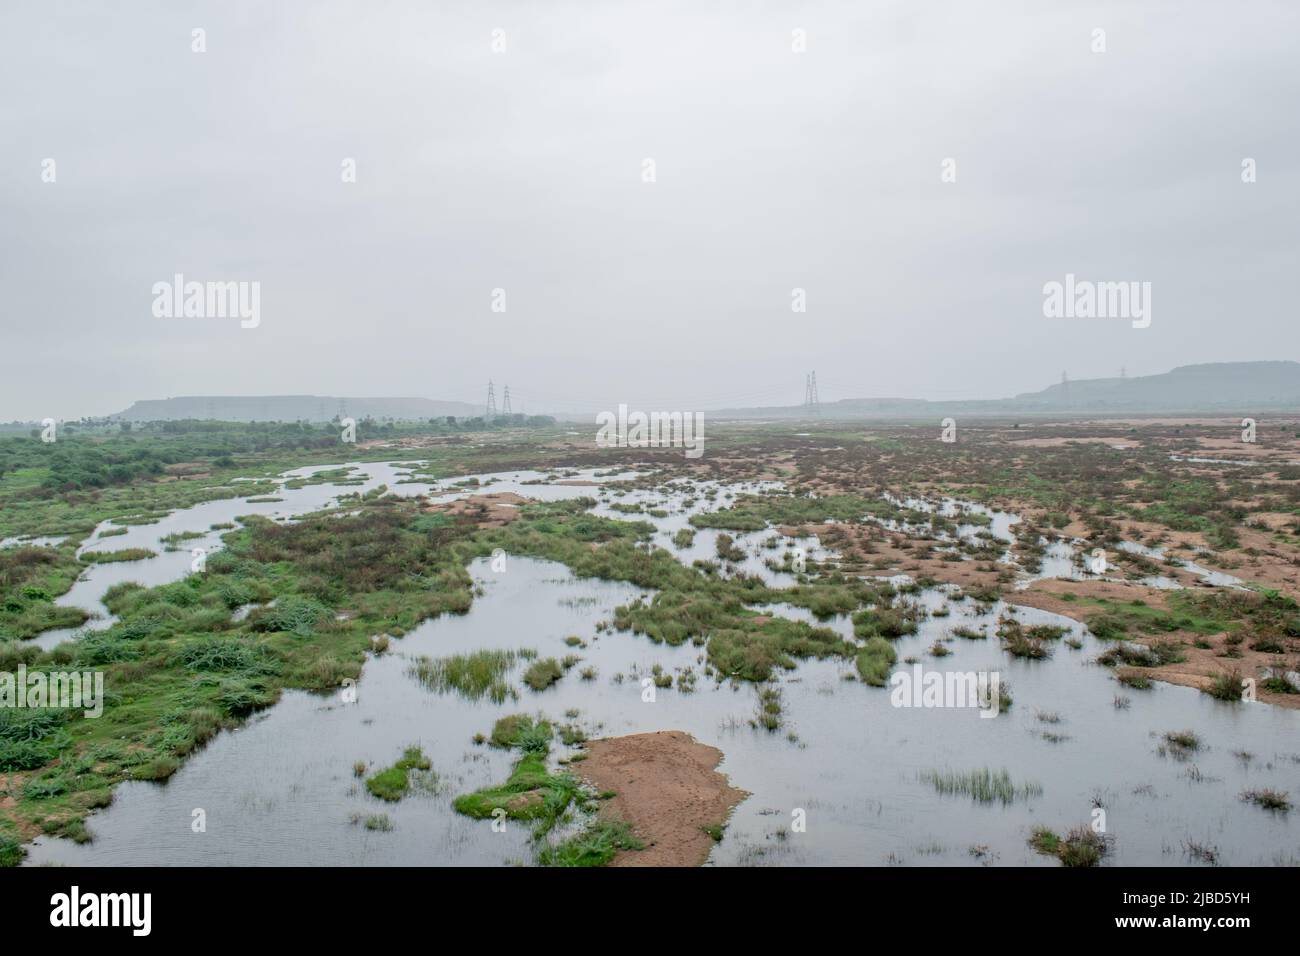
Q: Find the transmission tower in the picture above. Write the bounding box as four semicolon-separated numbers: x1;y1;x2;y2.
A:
804;372;820;415
502;385;512;416
486;380;497;420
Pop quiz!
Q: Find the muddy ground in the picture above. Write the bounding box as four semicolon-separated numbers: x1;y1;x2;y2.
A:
572;731;748;866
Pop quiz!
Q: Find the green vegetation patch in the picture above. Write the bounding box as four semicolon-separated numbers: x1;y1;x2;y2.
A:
454;718;582;831
0;544;89;640
1030;825;1108;867
366;745;433;801
536;820;644;866
522;657;564;691
473;499;871;683
689;492;912;533
455;715;641;866
853;603;921;639
855;637;897;686
408;649;525;703
1083;588;1298;643
0;492;481;854
80;548;157;564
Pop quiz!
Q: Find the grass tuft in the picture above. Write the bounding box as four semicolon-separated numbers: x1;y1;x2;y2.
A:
921;767;1041;805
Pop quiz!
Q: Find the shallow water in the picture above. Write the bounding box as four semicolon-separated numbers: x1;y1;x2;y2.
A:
24;463;630;651
18;466;1300;867
590;477;811;585
1;535;69;549
24;554;1300;867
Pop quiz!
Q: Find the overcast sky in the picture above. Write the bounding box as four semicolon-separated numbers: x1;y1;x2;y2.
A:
2;0;1298;420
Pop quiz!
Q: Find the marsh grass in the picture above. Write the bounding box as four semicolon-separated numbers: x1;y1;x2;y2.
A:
1205;669;1244;701
1182;838;1219;865
454;718;586;838
523;657;564;691
489;714;548;749
1162;729;1202;754
0;708;70;772
752;684;783;731
1030;825;1108;867
1116;669;1152;690
855;637;896;686
250;595;331;637
921;767;1042;805
80;548;157;564
0;834;23;867
179;637;276;674
537;819;644;867
998;621;1051;660
853;605;921;639
409;648;524;703
1241;788;1291;812
714;533;746;562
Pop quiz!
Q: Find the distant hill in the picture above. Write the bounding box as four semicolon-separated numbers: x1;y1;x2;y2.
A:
114;395;484;422
1008;362;1300;410
713;362;1300;419
104;362;1300;424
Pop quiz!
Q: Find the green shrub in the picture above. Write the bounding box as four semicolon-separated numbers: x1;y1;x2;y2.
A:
0;834;24;867
855;637;896;686
523;658;564;691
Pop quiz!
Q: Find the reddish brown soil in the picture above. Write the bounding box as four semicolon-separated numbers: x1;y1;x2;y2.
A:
421;492;527;527
572;730;748;866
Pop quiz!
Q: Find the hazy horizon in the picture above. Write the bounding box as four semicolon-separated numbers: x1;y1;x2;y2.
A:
4;0;1299;420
